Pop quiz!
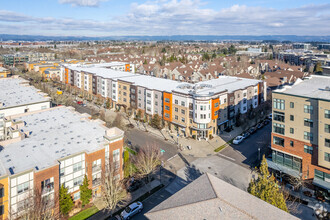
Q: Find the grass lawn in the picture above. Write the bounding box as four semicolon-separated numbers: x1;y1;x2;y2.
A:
214;144;227;152
69;206;99;220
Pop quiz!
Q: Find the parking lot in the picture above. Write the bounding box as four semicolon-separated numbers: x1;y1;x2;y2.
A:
219;122;272;168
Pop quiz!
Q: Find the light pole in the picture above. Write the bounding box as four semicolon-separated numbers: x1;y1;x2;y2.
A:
258;147;261;161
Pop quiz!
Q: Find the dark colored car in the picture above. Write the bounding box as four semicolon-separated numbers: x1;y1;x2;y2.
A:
128;180;143;192
242;132;250;139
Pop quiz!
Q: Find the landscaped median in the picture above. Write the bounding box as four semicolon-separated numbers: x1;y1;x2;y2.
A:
214;138;234;152
69;206;99;220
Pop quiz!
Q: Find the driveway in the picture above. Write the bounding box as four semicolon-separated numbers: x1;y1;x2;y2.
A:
219;123;272;168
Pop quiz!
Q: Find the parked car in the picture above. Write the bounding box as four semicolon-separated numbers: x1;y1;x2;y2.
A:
264;119;270;125
233;136;244;145
121;201;143;219
249;126;257;134
127;180;143;192
77;101;83;105
242;132;250;139
257;123;263;129
268;113;272;120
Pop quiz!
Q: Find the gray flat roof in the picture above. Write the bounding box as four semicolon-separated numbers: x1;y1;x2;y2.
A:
0;107;115;176
274;75;330;101
64;64;261;96
0;77;50;109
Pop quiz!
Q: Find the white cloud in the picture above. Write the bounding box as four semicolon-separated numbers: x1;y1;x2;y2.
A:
58;0;107;7
0;1;329;36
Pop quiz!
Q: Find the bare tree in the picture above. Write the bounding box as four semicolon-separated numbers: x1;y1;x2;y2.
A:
11;186;59;220
133;145;162;183
101;162;127;216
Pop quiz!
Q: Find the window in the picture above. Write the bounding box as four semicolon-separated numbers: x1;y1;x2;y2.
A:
290;115;294;121
73;176;83;187
165;106;170;111
0;205;3;215
326;138;330;148
325;110;330;119
325;152;330;162
147;100;151;105
181;101;185;107
147;93;151;98
74;192;80;201
290;128;294;134
155;94;158;99
304;105;313;114
214;102;219;108
304;145;313;154
243;99;247;104
175;100;178;104
123;92;127;96
155;101;158;106
304;118;313;127
273;123;285;135
113;149;120;163
165;98;170;103
272;151;301;172
175;115;178;120
290;102;294;108
17;182;29;194
174;107;178;112
73;162;82;172
60;168;65;177
181;109;185;114
273;98;285;110
0;188;3;198
123;86;127;90
243;93;247;97
274;111;285;122
123;98;127;102
290;141;294;147
273;136;284;146
165;113;170;118
314;169;330;181
304;132;313;141
325;124;330;133
41;178;54;194
230;97;234;102
181;118;185;123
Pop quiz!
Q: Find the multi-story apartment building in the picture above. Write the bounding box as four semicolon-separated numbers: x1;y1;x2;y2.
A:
0;77;51;141
268;75;330;196
0;106;124;219
2;54;29;66
61;63;266;139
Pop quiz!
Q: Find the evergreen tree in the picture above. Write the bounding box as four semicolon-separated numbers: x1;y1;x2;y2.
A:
124;150;130;178
80;175;92;207
248;156;288;212
59;184;74;216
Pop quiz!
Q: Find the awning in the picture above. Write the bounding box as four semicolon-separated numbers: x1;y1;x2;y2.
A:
313;178;330;192
218;120;229;126
266;159;301;178
190;126;211;131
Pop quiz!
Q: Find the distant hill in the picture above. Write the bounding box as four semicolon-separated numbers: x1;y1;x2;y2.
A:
0;34;329;42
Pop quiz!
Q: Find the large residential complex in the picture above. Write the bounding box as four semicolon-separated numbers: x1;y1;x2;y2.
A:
2;53;55;66
0;77;51;140
0;106;124;219
268;75;330;196
61;62;266;139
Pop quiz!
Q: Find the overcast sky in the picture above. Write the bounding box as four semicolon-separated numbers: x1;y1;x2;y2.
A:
0;0;329;36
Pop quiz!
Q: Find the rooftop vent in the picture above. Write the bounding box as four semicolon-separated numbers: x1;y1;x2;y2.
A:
325;86;330;91
9;167;14;175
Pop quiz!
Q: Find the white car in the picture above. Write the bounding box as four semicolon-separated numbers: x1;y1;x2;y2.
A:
120;201;143;219
233;136;244;145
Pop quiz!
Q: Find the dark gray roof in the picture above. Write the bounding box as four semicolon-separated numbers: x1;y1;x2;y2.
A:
146;173;298;220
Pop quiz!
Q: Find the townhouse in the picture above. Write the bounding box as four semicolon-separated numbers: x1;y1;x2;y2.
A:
0;106;124;219
0;67;10;78
268;75;330;198
0;77;51;141
61;63;266;139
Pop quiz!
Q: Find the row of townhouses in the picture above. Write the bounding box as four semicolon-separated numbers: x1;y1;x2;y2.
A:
269;75;330;198
0;77;124;219
61;62;267;139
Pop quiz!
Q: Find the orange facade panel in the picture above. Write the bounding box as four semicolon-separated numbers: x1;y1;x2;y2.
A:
163;92;172;121
211;98;220;120
125;64;130;72
65;68;69;84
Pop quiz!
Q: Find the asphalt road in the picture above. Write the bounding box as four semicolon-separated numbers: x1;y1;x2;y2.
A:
219;123;272;168
125;129;178;161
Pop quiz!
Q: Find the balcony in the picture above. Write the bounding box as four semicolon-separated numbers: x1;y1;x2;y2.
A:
92;165;102;173
42;182;54;195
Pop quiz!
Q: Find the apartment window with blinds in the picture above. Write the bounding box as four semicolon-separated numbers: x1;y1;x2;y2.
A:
165;106;170;111
175;107;178;112
315;169;330;181
273;98;285;110
325;124;330;133
165;98;170;103
165;113;170;118
17;182;29;194
113;149;120;163
273;123;285;135
290;128;294;134
175;100;178;104
304;118;313;127
290;115;294;121
326;138;330;148
325;110;330;119
304;105;313;114
325;153;330;162
304;145;313;154
273;136;284;146
304;131;313;141
274;111;285;122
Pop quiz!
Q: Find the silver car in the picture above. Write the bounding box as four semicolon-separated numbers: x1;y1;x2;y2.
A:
120;201;143;219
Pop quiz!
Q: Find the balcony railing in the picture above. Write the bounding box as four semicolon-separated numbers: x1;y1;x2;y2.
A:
42;182;54;195
92;165;102;173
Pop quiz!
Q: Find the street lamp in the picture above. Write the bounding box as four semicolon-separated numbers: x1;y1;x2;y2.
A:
160;161;164;183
